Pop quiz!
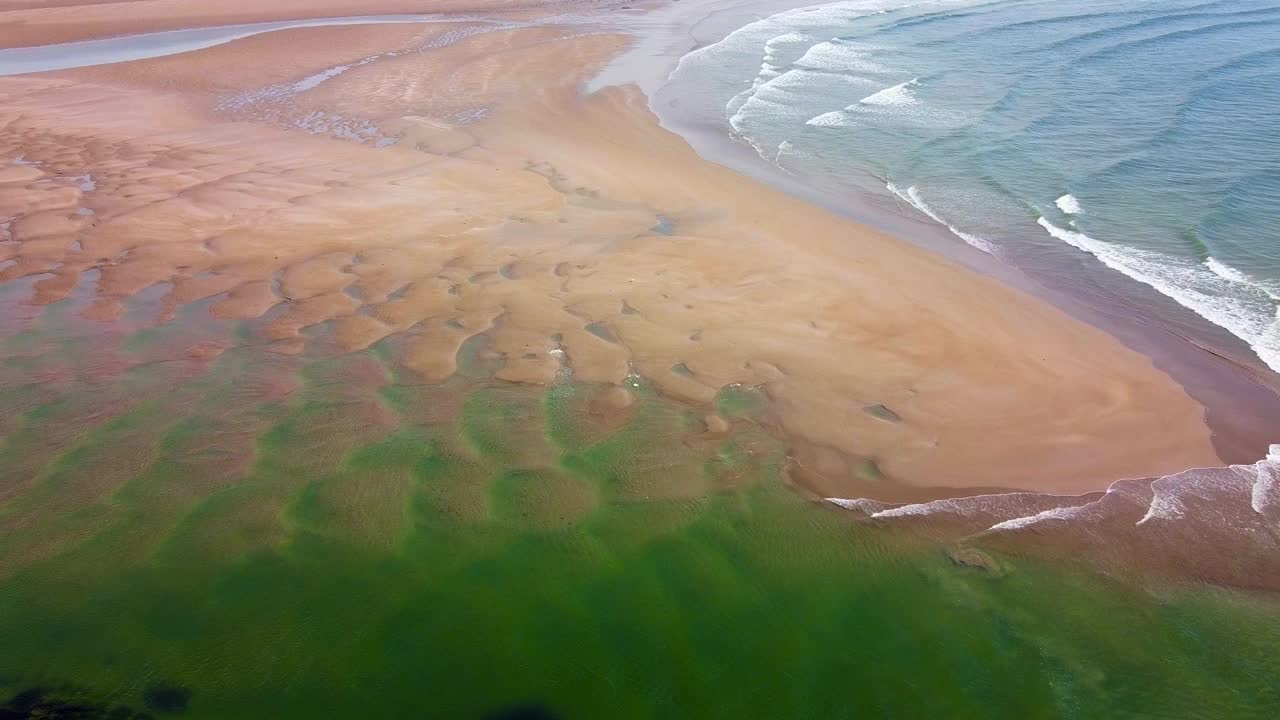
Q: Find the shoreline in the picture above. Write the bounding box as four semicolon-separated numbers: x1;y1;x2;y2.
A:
0;2;1254;498
589;0;1280;466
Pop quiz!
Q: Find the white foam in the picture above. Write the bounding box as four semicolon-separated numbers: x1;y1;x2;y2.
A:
888;183;998;255
879;448;1280;535
859;78;918;106
871;502;931;518
1252;444;1280;516
665;2;936;129
767;32;813;49
870;492;1029;519
1205;257;1280;301
1037;217;1280;374
849;78;967;128
825;497;891;513
795;40;888;74
1136;448;1280;526
988;503;1091;531
806;110;853;126
1136;491;1186;524
728;68;853;162
1054;193;1083;215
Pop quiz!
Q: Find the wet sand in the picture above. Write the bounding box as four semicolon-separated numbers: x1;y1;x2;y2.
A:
0;5;1229;500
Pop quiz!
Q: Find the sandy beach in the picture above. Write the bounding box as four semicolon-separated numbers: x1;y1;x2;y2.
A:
0;0;1230;500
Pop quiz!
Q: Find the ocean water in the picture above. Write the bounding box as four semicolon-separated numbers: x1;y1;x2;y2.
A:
664;0;1280;373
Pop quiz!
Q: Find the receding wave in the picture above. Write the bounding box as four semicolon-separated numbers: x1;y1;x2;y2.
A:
888;183;998;254
1037;217;1280;372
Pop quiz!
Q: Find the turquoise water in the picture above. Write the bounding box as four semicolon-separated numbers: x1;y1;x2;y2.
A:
667;0;1280;373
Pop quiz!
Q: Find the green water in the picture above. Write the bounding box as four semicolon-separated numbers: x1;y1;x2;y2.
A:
1;282;1278;719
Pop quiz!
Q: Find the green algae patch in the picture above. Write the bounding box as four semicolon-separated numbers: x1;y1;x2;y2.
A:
0;335;1278;719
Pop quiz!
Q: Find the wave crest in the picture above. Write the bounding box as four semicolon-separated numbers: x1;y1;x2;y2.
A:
859;78;919;106
1054;193;1084;215
888;183;998;254
1037;218;1280;373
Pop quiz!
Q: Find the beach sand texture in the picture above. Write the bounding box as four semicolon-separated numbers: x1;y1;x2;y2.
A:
0;6;1223;499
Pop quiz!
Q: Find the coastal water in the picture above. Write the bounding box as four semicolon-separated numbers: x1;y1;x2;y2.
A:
2;4;1280;717
1;279;1278;718
663;0;1280;374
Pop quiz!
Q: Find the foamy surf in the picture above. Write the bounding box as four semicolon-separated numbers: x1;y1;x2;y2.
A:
806;110;853;127
794;40;889;74
1037;217;1280;373
1054;194;1084;215
859;78;918;106
888;183;998;255
825;445;1280;588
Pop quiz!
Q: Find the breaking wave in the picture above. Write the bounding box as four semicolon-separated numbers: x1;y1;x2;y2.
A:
888;183;998;255
1037;217;1280;373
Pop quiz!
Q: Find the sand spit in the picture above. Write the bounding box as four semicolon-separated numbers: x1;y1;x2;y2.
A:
0;15;1221;496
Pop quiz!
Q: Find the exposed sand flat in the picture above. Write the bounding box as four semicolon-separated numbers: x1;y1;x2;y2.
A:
0;15;1222;496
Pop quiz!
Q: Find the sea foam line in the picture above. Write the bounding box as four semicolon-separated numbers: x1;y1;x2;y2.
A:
827;444;1280;533
1036;216;1280;373
887;183;998;255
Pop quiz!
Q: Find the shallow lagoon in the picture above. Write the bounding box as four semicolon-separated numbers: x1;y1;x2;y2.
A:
1;276;1278;719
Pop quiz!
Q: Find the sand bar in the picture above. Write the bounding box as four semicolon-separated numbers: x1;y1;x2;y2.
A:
0;3;1226;498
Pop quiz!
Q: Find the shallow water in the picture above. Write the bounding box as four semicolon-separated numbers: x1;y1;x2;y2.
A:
1;4;1280;716
1;270;1279;718
0;15;490;76
663;0;1280;374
